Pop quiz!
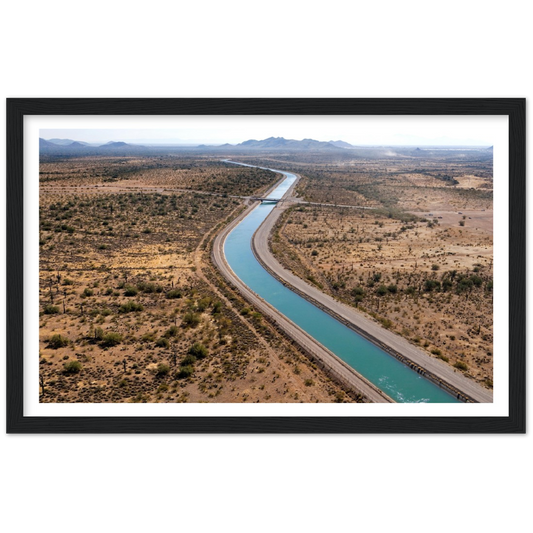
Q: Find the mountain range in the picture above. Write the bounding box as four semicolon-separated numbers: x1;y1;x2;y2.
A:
235;137;352;150
39;137;491;158
39;136;357;156
39;138;148;156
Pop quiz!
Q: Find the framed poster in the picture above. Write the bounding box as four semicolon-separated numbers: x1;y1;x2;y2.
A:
6;98;525;433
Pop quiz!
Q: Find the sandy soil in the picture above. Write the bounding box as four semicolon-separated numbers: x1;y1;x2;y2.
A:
266;153;494;389
38;158;355;403
415;209;493;234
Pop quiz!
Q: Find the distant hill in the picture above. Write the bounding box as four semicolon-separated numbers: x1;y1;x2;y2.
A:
38;137;494;162
40;139;146;156
99;141;129;149
47;138;90;146
39;138;58;150
39;136;355;157
329;140;354;149
236;137;342;150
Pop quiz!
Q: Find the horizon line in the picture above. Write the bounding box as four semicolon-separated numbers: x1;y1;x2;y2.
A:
42;137;493;148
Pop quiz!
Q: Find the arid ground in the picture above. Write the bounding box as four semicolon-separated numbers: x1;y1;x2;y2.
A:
39;146;493;403
39;156;357;403
259;148;494;389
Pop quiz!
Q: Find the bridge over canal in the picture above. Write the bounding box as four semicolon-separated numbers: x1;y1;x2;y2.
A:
249;196;282;203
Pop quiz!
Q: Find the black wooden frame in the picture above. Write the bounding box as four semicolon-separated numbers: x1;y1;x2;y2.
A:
6;98;526;433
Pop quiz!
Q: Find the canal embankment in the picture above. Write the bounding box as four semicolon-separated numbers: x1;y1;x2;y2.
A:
250;172;493;404
215;162;491;403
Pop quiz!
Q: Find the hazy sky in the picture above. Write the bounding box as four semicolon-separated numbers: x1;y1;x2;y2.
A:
39;115;500;146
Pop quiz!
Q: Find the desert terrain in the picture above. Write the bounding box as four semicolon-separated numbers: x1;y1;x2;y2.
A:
38;142;494;403
39;156;357;403
263;148;494;388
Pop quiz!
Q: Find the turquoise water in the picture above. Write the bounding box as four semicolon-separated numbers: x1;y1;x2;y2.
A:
224;167;459;403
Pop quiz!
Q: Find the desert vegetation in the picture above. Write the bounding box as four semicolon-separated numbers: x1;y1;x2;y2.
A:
39;156;357;403
40;156;279;196
38;145;494;402
264;148;494;387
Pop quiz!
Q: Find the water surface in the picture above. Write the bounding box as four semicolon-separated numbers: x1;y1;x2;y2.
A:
224;167;458;403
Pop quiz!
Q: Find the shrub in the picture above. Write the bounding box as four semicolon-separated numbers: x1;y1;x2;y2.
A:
43;304;60;314
94;327;105;341
470;275;483;287
157;383;169;393
456;277;473;293
177;365;194;379
380;318;393;329
48;334;69;349
119;301;143;313
376;285;388;296
101;332;123;347
164;325;179;338
123;285;138;297
351;286;365;304
454;361;468;371
196;297;212;312
137;281;163;293
334;391;345;403
142;331;156;342
63;360;82;374
304;379;315;387
431;264;440;271
188;342;208;359
424;279;440;292
156;363;170;376
431;348;442;356
182;312;200;328
82;287;94;297
181;355;197;366
166;289;182;299
442;279;453;292
387;284;398;294
155;337;170;348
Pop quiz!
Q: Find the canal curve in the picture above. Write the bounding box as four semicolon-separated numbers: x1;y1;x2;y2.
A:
222;162;459;403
